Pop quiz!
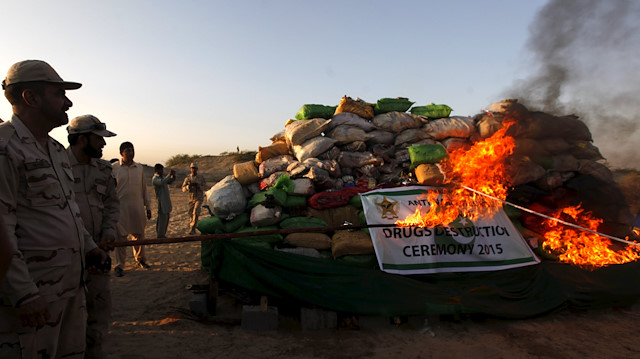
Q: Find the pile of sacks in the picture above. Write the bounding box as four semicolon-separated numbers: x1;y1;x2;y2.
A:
484;100;633;238
198;96;633;262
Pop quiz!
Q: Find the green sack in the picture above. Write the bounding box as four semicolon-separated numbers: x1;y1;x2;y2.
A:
408;144;448;169
222;212;250;233
410;104;453;119
295;104;337;120
266;187;287;206
374;98;415;115
197;216;224;235
279;216;328;229
273;174;295;193
247;187;287;209
233;226;283;245
247;192;269;209
283;195;307;208
348;194;363;209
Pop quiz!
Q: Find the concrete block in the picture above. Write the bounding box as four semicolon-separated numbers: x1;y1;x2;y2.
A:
241;305;278;331
301;307;337;330
189;293;209;318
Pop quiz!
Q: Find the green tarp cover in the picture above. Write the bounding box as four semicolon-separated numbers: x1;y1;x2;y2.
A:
202;239;640;319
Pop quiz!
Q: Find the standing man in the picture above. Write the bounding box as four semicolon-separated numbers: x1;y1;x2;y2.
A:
67;114;119;359
152;164;176;238
0;60;106;358
112;142;152;276
182;162;207;235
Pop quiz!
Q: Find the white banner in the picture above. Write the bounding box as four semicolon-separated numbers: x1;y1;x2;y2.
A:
360;186;540;274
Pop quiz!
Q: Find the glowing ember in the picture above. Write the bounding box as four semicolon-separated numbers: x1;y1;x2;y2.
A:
397;122;515;227
540;205;640;268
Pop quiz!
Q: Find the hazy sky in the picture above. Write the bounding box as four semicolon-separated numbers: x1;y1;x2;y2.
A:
1;0;564;166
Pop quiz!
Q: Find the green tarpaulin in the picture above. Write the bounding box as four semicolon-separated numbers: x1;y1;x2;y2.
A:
202;239;640;319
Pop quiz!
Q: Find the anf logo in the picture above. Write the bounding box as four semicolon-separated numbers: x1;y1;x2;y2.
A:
374;196;399;220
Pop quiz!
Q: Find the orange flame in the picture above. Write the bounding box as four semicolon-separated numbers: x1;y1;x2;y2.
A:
540;205;640;268
397;122;515;227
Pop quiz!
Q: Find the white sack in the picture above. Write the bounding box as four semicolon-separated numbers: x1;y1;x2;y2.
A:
250;204;282;227
372;112;422;133
259;154;296;178
205;175;247;219
365;130;395;145
285;118;332;146
422;116;476;140
327;125;374;145
293;136;337;162
327;112;377;132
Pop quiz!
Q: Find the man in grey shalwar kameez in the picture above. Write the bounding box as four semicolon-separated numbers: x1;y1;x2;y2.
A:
152;164;175;238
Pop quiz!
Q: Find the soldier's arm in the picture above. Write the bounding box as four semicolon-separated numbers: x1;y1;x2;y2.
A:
0;153;41;307
181;177;190;192
100;169;120;243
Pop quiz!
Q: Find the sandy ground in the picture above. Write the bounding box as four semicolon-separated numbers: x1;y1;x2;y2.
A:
104;185;640;359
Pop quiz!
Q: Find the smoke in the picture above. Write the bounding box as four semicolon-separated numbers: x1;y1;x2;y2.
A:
506;0;640;169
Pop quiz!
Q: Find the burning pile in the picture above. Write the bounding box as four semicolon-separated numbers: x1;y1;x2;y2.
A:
200;96;638;268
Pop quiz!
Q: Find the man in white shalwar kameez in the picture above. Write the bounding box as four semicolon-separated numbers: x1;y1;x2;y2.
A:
112;141;151;276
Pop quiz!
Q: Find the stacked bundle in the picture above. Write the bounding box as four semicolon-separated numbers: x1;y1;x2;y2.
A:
199;96;633;263
486;100;633;238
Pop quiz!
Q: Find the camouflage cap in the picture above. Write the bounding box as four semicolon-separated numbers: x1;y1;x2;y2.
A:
68;115;116;137
2;60;82;90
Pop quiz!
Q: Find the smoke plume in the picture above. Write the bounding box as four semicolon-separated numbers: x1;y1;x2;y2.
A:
506;0;640;169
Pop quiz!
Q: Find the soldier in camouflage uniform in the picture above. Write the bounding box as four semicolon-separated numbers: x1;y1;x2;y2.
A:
67;115;119;359
182;162;207;234
0;60;107;359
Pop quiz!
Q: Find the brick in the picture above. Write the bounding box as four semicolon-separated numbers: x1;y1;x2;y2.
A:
301;307;337;330
189;293;209;318
241;305;278;331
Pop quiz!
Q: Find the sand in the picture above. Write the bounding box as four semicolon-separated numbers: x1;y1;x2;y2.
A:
104;185;640;359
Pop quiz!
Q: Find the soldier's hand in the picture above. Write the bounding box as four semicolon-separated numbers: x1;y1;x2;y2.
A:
146;209;152;220
17;296;50;328
100;233;116;251
86;247;109;274
169;170;176;176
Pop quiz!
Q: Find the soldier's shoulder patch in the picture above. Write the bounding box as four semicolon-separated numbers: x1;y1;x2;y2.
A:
50;138;65;151
0;122;16;153
96;159;113;170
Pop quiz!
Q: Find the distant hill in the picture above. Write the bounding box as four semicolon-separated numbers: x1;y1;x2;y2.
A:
140;152;256;187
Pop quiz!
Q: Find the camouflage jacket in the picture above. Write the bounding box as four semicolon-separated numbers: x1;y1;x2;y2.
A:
0;116;96;307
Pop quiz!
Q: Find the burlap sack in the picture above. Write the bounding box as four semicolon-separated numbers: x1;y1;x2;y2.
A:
255;141;290;164
331;230;374;258
334;96;374;120
284;232;332;250
233;161;260;185
414;164;445;186
505;155;546;186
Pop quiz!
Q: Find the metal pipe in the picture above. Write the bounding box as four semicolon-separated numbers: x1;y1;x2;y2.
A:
100;223;397;248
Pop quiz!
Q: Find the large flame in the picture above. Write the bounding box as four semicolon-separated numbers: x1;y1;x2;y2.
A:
395;120;640;268
540;205;640;268
397;122;515;227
